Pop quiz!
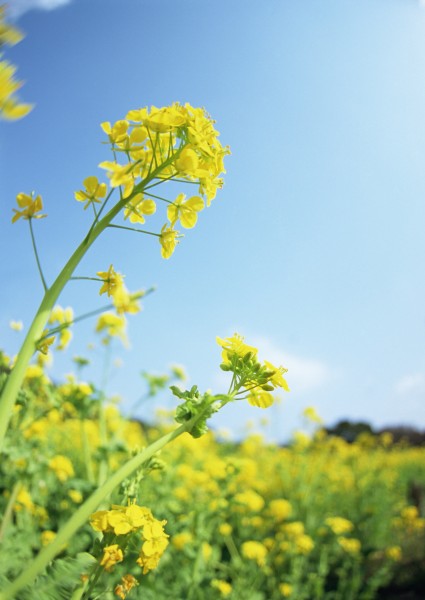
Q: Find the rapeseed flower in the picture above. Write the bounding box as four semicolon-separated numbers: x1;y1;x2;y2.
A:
100;544;124;572
167;193;204;229
74;176;107;210
12;193;46;223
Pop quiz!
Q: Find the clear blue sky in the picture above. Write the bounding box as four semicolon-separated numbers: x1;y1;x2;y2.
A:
2;0;425;441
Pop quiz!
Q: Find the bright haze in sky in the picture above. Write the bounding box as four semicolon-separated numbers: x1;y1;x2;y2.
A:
2;0;425;441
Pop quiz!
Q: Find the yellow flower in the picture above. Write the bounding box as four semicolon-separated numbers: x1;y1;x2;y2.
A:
159;224;181;259
303;406;323;424
385;545;402;561
75;176;107;209
241;541;268;566
269;499;292;522
295;534;315;555
41;530;56;546
112;286;142;315
338;537;361;555
279;583;293;597
247;389;274;409
12;193;46;223
100;544;124;572
115;574;138;599
264;360;289;391
201;542;213;561
68;490;83;504
90;510;109;532
325;517;354;535
211;579;232;597
219;523;233;536
36;330;55;355
9;320;23;331
0;7;24;46
97;265;125;297
49;455;74;482
172;531;193;550
216;333;258;362
167;193;204;229
108;504;151;536
98;161;135;198
0;60;32;120
101;119;129;143
124;193;156;224
95;312;127;344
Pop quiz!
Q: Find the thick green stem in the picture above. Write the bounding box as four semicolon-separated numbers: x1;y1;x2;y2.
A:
0;422;188;600
0;149;185;453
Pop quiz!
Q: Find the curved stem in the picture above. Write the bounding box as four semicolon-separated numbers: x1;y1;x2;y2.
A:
0;422;189;600
0;147;186;453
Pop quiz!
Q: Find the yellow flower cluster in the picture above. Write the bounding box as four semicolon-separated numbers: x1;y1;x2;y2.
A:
0;5;32;120
97;264;143;316
76;102;229;260
48;455;75;482
90;503;169;574
115;574;138;599
216;333;289;408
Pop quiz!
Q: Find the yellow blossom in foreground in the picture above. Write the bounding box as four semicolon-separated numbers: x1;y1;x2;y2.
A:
98;161;135;198
100;544;124;572
75;176;107;209
0;6;24;46
9;320;23;331
167;193;204;229
264;360;289;391
216;333;258;362
12;193;46;223
124;193;156;224
247;389;274;409
97;264;125;298
0;60;32;120
159;224;181;259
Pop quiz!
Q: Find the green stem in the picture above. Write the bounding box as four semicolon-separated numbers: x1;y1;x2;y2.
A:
0;422;188;600
0;481;22;543
38;290;151;341
80;419;95;484
107;224;160;237
29;219;48;292
0;149;185;453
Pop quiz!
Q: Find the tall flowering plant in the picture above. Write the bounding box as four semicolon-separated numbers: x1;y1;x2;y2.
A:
0;6;289;599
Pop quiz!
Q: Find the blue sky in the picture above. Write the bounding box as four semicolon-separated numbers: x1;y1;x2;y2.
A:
2;0;425;441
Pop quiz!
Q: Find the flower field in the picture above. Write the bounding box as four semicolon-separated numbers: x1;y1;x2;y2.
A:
1;4;425;599
1;354;424;599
